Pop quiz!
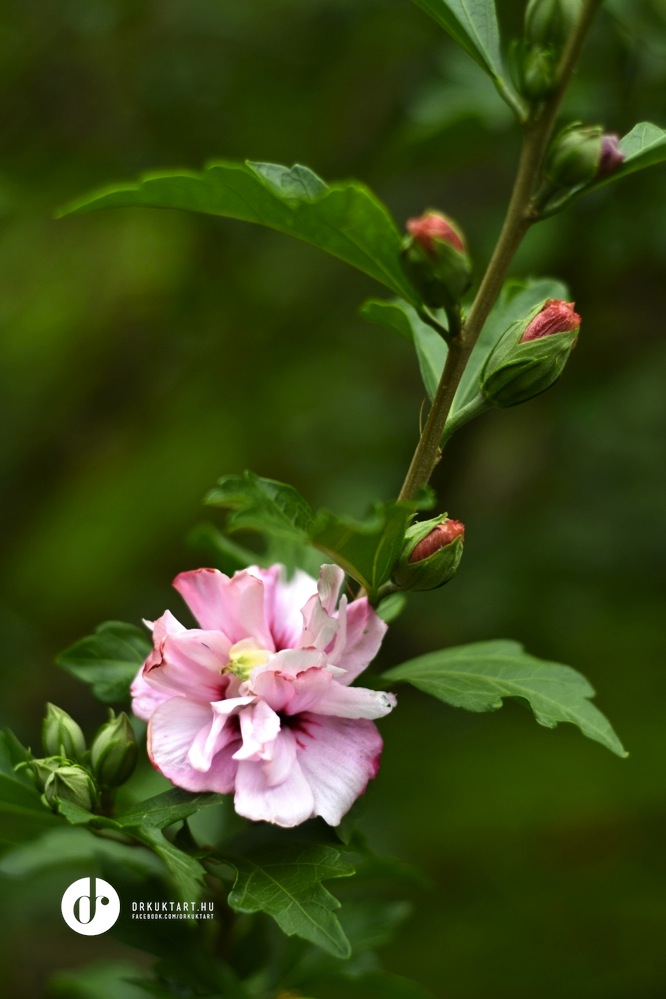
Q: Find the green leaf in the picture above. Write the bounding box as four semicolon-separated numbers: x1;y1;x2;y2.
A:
360;298;447;401
207;471;430;598
131;827;208;903
56;621;151;703
411;0;524;117
226;843;354;957
312;500;423;597
206;471;315;543
58;160;416;302
115;788;224;831
0;826;165;880
382;639;627;757
452;277;569;414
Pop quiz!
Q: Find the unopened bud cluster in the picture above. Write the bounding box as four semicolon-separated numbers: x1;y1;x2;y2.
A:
23;704;138;813
401;211;472;313
393;515;465;591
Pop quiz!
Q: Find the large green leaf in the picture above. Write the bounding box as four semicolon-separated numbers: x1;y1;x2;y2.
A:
360;298;447;401
411;0;524;116
58;160;416;301
206;471;427;598
452;276;569;414
206;471;315;542
226;843;354;958
382;639;627;757
312;501;422;595
56;621;151;703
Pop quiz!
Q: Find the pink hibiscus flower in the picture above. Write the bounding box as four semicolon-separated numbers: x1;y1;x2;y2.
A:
131;563;395;827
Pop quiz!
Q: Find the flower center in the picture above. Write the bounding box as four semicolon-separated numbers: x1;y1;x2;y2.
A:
223;638;271;681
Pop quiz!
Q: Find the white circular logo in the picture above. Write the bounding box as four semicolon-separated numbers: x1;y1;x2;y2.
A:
61;877;120;936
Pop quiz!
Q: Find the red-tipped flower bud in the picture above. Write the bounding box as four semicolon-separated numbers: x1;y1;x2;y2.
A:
520;298;580;342
393;515;465;591
401;211;472;311
481;298;580;408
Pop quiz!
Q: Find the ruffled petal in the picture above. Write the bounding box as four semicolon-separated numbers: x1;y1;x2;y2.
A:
249;565;317;651
234;729;315;826
173;568;274;649
295;715;384;825
232;700;281;762
187;696;254;771
144;628;232;701
148;697;240;793
130;666;171;722
336;597;388;684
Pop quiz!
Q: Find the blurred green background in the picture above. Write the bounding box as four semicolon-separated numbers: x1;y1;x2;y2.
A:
1;0;666;995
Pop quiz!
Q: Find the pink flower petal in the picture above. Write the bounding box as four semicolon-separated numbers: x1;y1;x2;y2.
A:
144;628;232;701
173;568;274;649
130;667;171;722
187;696;254;771
336;597;388;684
295;715;384;825
234;730;315;826
232;700;281;762
148;697;240;793
249;565;317;650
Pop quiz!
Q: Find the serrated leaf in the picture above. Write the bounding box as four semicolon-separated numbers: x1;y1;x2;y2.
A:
226;843;354;957
116;788;224;831
57;621;151;703
411;0;523;117
383;639;626;757
207;471;429;598
58;160;416;301
452;277;569;414
312;500;422;596
360;298;447;401
206;471;315;542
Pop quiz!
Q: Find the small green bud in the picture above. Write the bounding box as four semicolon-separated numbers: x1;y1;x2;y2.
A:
42;764;98;812
393;515;465;591
513;41;557;101
525;0;582;51
401;211;472;311
481;298;580;408
545;123;604;188
19;755;65;791
42;703;86;761
90;711;138;788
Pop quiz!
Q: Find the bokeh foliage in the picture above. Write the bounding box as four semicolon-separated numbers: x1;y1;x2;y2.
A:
1;0;666;995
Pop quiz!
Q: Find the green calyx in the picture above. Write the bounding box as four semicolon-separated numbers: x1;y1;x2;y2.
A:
392;515;465;592
480;302;578;408
41;703;86;762
90;710;138;788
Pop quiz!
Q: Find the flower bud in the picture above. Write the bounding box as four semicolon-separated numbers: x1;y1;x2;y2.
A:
597;134;625;178
90;711;138;788
514;42;557;100
546;124;604;188
20;755;65;791
42;764;98;812
42;703;86;761
392;515;465;591
525;0;582;51
401;211;472;311
481;299;580;408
